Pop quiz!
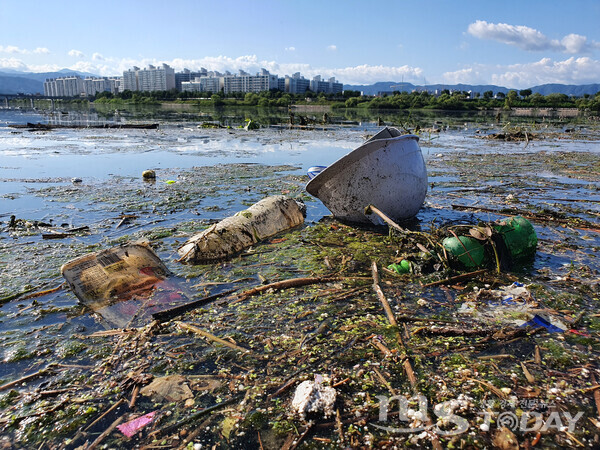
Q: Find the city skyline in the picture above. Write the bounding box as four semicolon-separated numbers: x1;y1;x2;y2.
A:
1;0;599;89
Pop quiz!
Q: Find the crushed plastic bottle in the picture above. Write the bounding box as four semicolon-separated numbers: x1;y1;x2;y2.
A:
442;235;486;269
442;216;537;270
388;259;412;274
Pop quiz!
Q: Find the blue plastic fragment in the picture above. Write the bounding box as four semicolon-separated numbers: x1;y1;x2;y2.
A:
307;166;327;180
522;314;565;333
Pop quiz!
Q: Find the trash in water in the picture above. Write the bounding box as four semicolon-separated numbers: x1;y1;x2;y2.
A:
306;127;427;225
459;282;568;332
117;411;158;437
142;169;156;180
244;119;259;130
291;376;337;420
442;235;485;269
521;314;568;333
307;165;327;180
61;243;191;328
140;375;194;403
177;195;306;264
443;216;537;271
388;259;411;274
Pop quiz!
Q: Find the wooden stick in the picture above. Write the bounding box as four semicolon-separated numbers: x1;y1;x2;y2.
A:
336;408;345;447
421;269;487;288
129;385;140;409
372;338;394;357
521;362;536;383
332;377;350;388
286;423;312;450
365;204;409;233
365;204;437;247
467;378;508;400
149;394;242;438
373;366;396;396
371;262;397;327
0;368;50;392
176;322;251;353
20;283;65;300
233;276;341;304
534;345;542;365
87;415;124;450
176;416;214;450
84;398;126;432
152;288;238;322
371;262;418;390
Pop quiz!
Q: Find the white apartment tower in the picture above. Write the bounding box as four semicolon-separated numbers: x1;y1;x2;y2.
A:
122;64;176;92
43;76;84;97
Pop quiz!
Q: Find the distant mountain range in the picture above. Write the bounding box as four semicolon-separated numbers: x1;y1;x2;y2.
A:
343;81;600;97
1;69;599;97
0;69;96;94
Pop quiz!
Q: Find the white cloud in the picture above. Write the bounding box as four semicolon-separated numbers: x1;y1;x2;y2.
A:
92;52;104;61
285;47;296;52
331;64;423;85
327;45;337;51
467;20;598;54
491;56;600;87
0;45;24;54
442;67;484;85
442;57;600;88
68;49;85;58
0;45;49;55
560;34;588;54
0;57;28;70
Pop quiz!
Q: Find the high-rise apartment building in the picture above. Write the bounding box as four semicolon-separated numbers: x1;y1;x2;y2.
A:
122;64;175;92
310;76;343;94
284;72;310;94
44;76;83;97
44;76;122;97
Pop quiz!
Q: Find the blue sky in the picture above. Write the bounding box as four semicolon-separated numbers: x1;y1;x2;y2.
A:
1;0;599;88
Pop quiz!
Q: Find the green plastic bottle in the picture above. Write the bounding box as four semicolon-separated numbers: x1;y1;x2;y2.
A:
388;259;411;274
442;236;485;269
493;216;537;261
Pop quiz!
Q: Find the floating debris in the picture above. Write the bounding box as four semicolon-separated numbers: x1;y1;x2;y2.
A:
291;377;337;420
61;243;191;328
177;195;306;264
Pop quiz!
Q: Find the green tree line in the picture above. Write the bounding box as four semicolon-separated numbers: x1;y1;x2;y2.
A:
93;88;349;107
343;89;600;112
92;88;600;112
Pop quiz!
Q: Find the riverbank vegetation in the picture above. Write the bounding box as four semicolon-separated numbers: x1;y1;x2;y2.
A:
89;88;600;113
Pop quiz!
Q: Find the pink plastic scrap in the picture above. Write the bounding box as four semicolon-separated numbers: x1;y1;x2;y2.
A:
117;411;157;437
